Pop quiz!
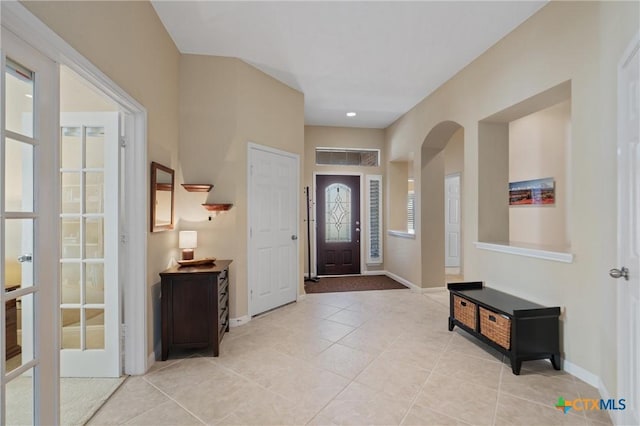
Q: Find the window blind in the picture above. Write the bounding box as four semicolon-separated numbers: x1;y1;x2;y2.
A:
366;175;383;264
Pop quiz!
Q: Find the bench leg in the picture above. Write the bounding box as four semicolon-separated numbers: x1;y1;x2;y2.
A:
551;353;561;370
448;318;454;331
511;358;522;375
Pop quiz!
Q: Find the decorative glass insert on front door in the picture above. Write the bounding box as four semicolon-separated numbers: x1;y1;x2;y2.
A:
325;183;352;242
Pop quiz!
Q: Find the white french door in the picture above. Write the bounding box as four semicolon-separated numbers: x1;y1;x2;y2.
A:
615;31;639;426
1;28;59;425
59;112;121;377
248;143;299;316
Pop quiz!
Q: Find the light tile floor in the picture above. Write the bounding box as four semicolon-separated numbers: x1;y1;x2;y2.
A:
88;289;611;425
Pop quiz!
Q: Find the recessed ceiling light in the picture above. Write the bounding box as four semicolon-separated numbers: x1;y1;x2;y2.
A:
25;94;33;98
346;112;356;117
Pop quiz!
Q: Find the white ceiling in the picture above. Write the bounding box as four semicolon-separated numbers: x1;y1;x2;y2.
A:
152;1;546;129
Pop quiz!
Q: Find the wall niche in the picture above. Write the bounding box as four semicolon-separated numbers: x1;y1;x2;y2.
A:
478;81;572;255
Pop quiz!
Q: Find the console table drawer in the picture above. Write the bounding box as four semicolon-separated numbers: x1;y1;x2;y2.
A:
479;306;511;349
453;295;477;329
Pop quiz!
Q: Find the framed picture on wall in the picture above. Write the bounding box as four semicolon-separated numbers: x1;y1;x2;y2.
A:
509;177;555;206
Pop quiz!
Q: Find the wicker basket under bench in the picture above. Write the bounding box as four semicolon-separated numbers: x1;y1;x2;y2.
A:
448;281;561;375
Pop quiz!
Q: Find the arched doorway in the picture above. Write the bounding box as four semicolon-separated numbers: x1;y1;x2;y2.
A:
420;121;464;288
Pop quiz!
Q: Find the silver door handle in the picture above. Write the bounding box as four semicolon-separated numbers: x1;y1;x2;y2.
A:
18;254;32;263
609;267;629;280
291;235;298;240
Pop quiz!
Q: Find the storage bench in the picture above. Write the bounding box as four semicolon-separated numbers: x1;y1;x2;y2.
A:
448;281;561;375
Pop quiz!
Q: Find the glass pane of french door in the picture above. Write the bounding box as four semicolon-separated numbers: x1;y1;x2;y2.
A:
60;125;106;351
2;55;38;426
59;110;120;378
2;23;60;423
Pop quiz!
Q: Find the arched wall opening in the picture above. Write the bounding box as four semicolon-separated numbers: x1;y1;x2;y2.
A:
420;121;464;288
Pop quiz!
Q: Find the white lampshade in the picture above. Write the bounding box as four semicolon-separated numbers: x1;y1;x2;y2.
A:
179;231;197;249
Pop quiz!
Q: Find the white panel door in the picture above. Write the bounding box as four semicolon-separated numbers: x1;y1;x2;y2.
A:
615;32;639;426
59;112;120;377
249;144;298;316
445;173;461;268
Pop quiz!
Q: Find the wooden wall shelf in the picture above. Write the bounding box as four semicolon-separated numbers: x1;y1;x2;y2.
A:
182;184;213;193
202;203;233;212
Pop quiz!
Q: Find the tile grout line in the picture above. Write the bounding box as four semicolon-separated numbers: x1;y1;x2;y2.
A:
306;329;400;424
140;375;208;425
498;387;592;419
306;307;406;425
400;329;505;425
81;376;130;425
95;356;201;424
397;327;457;425
304;304;382;424
208;344;350;425
491;359;506;426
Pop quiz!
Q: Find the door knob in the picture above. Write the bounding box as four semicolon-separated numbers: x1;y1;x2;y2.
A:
18;254;32;263
609;267;629;280
291;235;298;240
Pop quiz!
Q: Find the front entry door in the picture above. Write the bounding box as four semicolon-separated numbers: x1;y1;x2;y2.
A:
316;175;361;275
615;32;639;426
248;144;299;316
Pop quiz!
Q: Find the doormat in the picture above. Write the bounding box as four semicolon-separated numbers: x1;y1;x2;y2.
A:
304;275;408;294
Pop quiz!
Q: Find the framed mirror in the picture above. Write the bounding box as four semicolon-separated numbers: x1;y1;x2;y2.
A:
150;162;175;232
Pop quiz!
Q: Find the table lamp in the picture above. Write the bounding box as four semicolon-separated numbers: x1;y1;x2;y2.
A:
179;230;197;260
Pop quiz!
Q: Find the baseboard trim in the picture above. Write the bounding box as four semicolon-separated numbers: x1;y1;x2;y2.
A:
298;293;306;301
563;359;599;387
146;351;156;373
362;270;386;276
230;315;250;328
598;378;620;426
422;286;447;293
385;271;420;292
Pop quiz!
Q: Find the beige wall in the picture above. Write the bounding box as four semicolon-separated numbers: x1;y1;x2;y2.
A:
304;126;385;273
178;55;305;320
478;122;510;243
444;128;464;176
420;148;445;287
23;0;181;361
509;100;571;248
384;0;638;391
60;66;118;113
387;161;409;231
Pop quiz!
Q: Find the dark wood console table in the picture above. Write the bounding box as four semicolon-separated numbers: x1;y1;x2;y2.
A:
448;281;561;375
160;260;231;360
5;284;21;360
